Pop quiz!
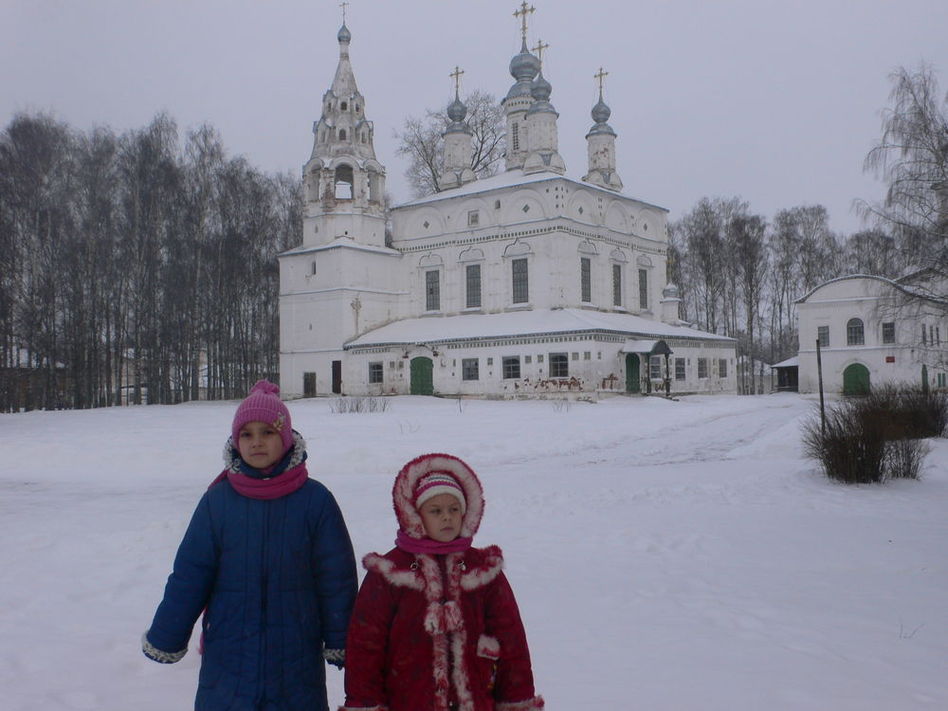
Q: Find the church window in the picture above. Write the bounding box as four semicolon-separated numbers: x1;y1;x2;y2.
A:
578;206;584;215
675;358;686;381
355;103;360;113
502;356;521;379
698;358;708;379
718;359;728;378
368;171;381;203
494;200;501;210
882;322;895;344
525;355;532;364
462;358;479;381
339;129;347;141
572;352;579;360
361;132;366;143
467;210;480;227
310;261;317;276
341;101;348;111
425;270;441;311
922;324;927;345
649;356;662;380
511;258;529;303
466;264;482;308
368;362;383;384
334;165;354;199
423;220;430;229
847;318;864;346
511;122;520;151
638;268;649;310
522;204;530;213
584;352;591;360
817;325;829;347
549;353;568;377
580;258;592;303
612;264;622;306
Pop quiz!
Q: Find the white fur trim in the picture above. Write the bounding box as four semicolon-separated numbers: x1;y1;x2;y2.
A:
141;631;187;664
460;547;504;591
477;634;501;660
496;697;545;711
362;553;424;590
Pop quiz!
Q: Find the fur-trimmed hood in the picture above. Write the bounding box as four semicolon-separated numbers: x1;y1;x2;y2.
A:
392;453;484;540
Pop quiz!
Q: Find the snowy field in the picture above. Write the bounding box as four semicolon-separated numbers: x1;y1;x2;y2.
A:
1;392;946;710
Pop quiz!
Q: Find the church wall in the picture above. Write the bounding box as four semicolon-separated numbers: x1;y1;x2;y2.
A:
341;336;737;398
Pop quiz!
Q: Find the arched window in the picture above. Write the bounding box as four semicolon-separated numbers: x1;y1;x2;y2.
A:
341;101;348;111
339;129;347;141
847;318;865;346
334;164;354;199
368;170;381;203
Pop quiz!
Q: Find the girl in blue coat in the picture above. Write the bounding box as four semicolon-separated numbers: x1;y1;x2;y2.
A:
143;380;358;711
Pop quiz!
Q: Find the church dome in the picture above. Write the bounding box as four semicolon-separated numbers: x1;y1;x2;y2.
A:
447;96;467;123
530;73;552;102
591;98;611;124
337;23;351;43
509;44;540;83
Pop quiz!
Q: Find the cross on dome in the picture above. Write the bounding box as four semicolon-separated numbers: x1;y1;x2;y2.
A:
532;39;549;68
339;1;348;24
450;65;465;98
513;2;535;43
595;66;609;98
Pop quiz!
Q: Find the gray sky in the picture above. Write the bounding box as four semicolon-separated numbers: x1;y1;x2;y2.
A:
3;0;947;235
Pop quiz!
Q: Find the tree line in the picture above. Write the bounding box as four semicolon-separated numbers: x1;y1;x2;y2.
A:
0;112;302;411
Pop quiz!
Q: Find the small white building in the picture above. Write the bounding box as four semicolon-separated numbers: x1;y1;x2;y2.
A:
279;19;736;398
796;271;948;395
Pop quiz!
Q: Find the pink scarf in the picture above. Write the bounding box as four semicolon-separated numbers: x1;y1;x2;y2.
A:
395;529;473;555
208;462;309;500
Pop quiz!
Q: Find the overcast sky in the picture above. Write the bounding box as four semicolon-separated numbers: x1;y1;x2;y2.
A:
3;0;947;235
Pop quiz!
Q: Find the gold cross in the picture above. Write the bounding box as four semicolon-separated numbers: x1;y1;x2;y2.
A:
450;66;465;97
532;39;549;67
340;1;349;23
513;2;535;42
595;67;609;97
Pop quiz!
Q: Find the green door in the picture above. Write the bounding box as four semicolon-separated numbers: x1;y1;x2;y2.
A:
410;357;434;395
625;354;640;393
842;363;870;396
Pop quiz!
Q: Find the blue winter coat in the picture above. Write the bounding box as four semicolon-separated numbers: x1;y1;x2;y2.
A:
145;441;357;711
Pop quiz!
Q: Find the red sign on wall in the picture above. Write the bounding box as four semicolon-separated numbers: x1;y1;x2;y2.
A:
885;356;895;363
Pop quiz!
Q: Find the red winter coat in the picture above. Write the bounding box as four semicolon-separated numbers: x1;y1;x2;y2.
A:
342;545;542;711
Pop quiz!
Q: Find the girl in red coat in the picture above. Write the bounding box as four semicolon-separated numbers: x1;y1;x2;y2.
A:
341;453;544;711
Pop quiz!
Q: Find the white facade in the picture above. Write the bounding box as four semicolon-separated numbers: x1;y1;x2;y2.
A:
796;273;948;395
279;21;736;398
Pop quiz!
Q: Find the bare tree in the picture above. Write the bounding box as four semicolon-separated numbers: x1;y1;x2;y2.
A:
395;89;505;197
861;64;948;276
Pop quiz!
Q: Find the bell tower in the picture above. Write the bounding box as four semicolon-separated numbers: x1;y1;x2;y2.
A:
302;21;387;248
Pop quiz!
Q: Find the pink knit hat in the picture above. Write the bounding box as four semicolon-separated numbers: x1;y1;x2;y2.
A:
232;380;293;453
414;471;467;514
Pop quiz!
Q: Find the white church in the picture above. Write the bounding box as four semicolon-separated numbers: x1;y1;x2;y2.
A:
278;12;737;398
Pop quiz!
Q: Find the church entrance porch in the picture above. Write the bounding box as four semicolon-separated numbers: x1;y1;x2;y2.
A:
410;357;434;395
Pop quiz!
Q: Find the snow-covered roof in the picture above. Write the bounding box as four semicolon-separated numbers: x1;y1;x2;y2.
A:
394;169;668;213
772;356;799;369
279;236;399;258
346;308;733;349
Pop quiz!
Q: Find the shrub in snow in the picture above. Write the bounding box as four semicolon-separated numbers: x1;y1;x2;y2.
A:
329;396;390;414
802;386;935;484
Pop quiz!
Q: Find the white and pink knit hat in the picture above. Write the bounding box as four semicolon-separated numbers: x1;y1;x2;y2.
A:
414;472;467;514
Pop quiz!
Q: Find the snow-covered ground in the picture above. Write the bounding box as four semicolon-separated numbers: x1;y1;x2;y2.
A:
1;393;946;710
